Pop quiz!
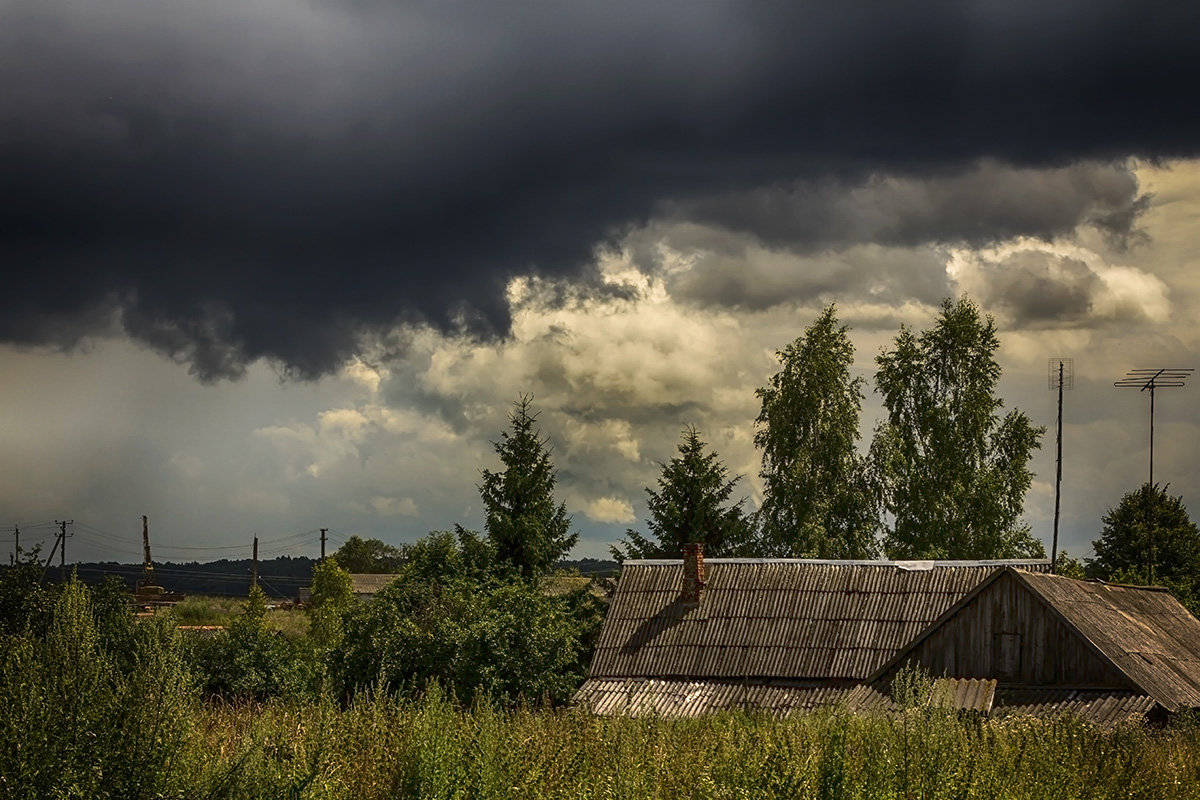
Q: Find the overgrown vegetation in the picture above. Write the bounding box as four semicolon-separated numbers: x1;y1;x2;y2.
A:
6;602;1200;800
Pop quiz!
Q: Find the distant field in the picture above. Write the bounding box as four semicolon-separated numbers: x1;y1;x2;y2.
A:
162;594;310;636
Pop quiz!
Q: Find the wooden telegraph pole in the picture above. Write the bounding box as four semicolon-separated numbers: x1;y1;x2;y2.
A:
1048;358;1072;573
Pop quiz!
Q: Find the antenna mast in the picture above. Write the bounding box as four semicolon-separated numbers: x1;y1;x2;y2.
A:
1048;358;1073;573
1115;367;1193;583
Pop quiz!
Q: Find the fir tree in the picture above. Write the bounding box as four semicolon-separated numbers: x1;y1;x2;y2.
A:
480;395;577;579
613;426;751;561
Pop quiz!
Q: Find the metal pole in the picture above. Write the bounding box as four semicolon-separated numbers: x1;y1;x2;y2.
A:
1149;384;1156;583
1051;361;1063;573
1115;367;1192;585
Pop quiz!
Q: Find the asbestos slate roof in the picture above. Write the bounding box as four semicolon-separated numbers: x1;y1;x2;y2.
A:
573;676;996;717
573;678;889;717
1016;571;1200;712
349;573;400;595
992;688;1159;727
589;559;1048;682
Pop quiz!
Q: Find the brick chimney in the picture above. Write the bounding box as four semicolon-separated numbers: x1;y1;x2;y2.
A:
682;542;706;603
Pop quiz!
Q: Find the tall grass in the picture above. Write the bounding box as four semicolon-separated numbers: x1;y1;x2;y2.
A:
152;690;1200;800
6;669;1200;798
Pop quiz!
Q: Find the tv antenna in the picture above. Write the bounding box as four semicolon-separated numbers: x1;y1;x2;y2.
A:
1048;358;1073;573
1114;367;1193;582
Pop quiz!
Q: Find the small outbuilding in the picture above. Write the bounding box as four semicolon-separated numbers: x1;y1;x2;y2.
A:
871;567;1200;725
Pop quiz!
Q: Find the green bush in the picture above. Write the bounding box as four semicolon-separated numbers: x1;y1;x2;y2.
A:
184;585;319;702
329;532;593;706
0;577;195;800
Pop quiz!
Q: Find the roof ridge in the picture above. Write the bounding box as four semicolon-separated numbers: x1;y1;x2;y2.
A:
625;558;1051;567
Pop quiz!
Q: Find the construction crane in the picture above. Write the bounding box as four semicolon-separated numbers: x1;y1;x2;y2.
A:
134;515;184;609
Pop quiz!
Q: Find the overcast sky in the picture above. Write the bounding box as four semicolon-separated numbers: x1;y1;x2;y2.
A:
3;1;1200;565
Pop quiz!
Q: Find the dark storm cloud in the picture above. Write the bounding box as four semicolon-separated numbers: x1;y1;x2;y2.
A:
3;0;1198;379
661;162;1148;253
979;252;1100;324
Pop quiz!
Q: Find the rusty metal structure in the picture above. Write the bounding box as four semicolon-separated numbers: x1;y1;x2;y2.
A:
133;515;185;608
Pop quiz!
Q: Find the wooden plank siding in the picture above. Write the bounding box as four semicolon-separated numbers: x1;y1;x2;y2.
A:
872;568;1200;715
882;570;1129;688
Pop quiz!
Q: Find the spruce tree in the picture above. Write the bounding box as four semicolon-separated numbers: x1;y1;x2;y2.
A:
480;395;577;579
1089;483;1200;609
612;426;751;561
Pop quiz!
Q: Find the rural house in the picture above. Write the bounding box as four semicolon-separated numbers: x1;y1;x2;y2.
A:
871;567;1200;725
574;544;1049;717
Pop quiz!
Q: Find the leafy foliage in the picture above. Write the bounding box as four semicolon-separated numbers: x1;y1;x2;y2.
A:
0;577;194;800
755;305;878;558
1054;550;1088;579
613;426;752;561
871;297;1045;559
331;530;593;706
308;556;356;652
333;535;405;573
0;546;54;638
186;584;317;701
480;396;578;580
1088;484;1200;613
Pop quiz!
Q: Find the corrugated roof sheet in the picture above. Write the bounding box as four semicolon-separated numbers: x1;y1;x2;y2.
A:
1015;571;1200;712
573;678;890;717
350;573;400;595
993;688;1158;726
573;677;997;717
940;677;996;713
590;559;1047;682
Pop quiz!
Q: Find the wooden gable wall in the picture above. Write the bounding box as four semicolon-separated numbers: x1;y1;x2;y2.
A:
892;571;1131;688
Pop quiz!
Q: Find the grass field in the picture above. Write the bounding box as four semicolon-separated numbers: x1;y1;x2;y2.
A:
164;594;310;636
138;691;1200;799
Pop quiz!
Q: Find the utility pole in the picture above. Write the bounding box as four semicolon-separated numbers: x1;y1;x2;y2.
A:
53;520;73;581
251;535;259;590
10;524;16;565
1048;358;1073;573
320;528;328;560
1115;367;1193;583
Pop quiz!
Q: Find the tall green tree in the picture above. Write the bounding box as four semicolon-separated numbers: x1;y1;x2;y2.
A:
480;395;577;580
612;426;752;561
871;296;1044;559
1088;483;1200;611
754;304;879;558
308;556;355;651
332;535;404;573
